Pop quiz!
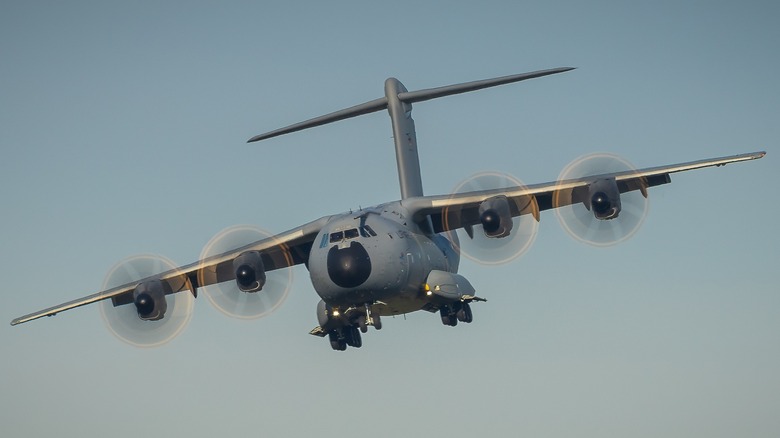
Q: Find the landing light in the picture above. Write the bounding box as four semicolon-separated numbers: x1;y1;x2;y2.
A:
424;284;432;296
332;310;340;317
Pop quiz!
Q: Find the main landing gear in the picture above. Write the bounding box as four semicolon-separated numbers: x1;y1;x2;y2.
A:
328;304;381;351
439;302;473;327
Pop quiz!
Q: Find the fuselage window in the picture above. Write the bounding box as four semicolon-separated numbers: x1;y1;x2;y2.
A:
329;231;344;243
344;228;359;239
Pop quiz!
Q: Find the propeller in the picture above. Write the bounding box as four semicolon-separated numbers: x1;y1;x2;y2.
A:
553;153;649;246
198;225;293;319
444;171;539;265
99;254;194;348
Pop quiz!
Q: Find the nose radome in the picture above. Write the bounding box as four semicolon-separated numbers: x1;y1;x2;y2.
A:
327;242;372;288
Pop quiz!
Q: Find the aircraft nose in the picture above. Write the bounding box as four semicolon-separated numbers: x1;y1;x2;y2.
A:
327;242;372;288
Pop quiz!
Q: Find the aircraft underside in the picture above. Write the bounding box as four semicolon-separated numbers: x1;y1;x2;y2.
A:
310;288;484;351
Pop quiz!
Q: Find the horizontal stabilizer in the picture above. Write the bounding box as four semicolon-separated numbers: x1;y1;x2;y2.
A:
397;67;575;104
247;67;574;143
248;97;388;143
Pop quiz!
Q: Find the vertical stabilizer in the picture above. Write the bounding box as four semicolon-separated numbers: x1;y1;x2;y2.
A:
385;78;424;199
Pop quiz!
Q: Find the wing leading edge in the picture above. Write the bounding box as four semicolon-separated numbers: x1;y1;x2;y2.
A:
11;151;765;326
10;216;333;326
403;151;766;233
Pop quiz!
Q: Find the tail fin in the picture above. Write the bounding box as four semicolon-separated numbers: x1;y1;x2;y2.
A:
248;67;574;198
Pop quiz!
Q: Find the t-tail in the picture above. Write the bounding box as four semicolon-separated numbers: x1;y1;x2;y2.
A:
248;67;575;199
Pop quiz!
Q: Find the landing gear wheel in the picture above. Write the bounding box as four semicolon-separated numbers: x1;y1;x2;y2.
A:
328;331;346;351
371;313;382;330
462;302;473;323
355;330;363;348
357;315;368;333
345;326;362;348
440;307;458;327
440;308;449;325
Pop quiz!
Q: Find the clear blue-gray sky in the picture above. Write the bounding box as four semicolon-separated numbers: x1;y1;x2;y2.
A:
1;1;777;437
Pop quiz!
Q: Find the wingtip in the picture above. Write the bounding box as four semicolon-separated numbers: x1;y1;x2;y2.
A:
544;66;576;76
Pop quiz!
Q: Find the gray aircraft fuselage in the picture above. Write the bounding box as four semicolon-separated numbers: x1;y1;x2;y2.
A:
308;202;459;316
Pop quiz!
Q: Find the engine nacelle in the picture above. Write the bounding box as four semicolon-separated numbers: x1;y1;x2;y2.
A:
478;195;513;238
586;178;621;220
133;279;170;321
233;251;266;292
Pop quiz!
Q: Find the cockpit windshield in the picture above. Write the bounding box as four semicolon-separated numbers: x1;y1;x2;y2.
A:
327;225;377;245
344;228;359;239
329;231;344;243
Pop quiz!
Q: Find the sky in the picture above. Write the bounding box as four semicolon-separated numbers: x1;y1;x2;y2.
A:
1;1;778;437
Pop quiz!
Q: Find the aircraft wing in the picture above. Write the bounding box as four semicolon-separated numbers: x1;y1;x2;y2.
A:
403;151;766;233
10;215;333;326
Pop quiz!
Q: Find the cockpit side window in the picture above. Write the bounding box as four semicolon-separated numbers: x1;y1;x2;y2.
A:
363;225;377;236
329;231;344;243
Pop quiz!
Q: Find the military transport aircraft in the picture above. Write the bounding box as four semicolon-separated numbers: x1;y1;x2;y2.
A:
11;67;765;351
